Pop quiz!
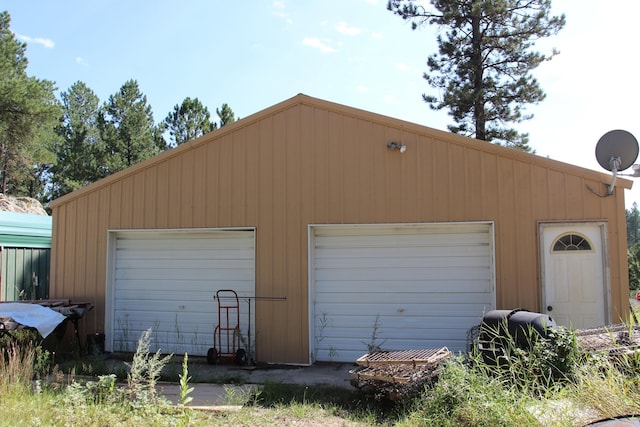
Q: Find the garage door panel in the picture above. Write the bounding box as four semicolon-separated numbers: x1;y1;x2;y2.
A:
116;268;253;282
117;249;253;261
314;267;490;282
115;280;254;295
315;301;492;318
315;231;489;245
312;223;494;362
315;245;490;259
114;330;214;354
116;258;253;270
115;292;220;305
114;299;218;313
321;332;469;349
315;255;491;269
115;287;214;299
110;230;255;356
315;291;489;305
117;232;252;245
315;280;492;294
114;313;214;327
314;318;477;342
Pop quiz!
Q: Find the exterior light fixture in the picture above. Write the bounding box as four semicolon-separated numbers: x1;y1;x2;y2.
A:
387;141;407;153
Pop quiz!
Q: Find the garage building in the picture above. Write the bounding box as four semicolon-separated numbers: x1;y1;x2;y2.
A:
50;94;632;364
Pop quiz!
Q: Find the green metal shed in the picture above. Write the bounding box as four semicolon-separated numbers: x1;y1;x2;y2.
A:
0;212;52;301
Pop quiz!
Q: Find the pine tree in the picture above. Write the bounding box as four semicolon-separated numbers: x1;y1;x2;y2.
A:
163;97;215;147
388;0;565;150
216;103;236;128
50;81;103;199
98;80;160;175
0;11;60;197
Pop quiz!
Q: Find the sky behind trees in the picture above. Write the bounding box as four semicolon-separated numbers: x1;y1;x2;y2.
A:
4;0;640;205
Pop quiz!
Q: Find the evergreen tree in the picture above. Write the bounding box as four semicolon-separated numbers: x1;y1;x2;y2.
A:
388;0;565;150
629;243;640;291
98;80;160;175
163;97;215;147
0;11;60;197
50;81;103;199
216;103;236;128
627;202;640;248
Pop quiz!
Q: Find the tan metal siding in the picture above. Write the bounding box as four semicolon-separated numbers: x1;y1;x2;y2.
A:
50;95;631;364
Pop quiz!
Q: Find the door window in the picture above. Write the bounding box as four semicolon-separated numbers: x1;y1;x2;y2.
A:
552;233;592;252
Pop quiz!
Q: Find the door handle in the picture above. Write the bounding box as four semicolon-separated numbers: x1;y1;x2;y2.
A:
547;305;553;312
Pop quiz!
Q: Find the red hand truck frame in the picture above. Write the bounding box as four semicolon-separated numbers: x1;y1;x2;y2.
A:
207;289;247;365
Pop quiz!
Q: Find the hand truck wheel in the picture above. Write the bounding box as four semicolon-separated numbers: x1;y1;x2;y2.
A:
207;347;218;365
235;348;247;365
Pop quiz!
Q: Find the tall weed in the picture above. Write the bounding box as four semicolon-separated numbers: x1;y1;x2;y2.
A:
1;337;52;393
0;342;35;391
126;328;173;405
569;353;640;419
402;358;538;426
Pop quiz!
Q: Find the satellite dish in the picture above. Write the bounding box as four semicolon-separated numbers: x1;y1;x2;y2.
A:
595;129;638;172
594;129;639;195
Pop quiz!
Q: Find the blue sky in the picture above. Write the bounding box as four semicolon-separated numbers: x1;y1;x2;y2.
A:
3;0;640;206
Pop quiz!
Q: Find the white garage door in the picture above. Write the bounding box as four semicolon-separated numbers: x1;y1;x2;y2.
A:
311;223;494;362
106;229;255;356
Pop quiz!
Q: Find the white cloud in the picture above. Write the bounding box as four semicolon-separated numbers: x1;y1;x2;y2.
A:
75;57;88;67
356;85;369;93
302;37;336;53
272;1;292;23
335;21;361;36
384;94;396;104
370;32;383;39
18;34;55;48
395;62;414;72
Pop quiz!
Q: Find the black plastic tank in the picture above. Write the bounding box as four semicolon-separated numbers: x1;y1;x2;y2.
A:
478;308;557;364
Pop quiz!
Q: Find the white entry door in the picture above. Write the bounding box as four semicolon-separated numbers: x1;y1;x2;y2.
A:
540;223;608;329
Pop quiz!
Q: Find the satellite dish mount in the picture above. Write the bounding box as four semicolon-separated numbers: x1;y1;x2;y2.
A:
594;130;639;196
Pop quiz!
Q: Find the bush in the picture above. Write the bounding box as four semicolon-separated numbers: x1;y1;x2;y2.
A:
405;358;538;426
473;322;580;396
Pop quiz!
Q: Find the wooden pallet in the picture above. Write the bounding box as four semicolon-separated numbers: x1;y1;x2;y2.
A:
350;365;438;385
355;347;452;368
350;347;453;385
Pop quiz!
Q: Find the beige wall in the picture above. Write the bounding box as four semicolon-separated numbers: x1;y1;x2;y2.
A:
50;95;632;364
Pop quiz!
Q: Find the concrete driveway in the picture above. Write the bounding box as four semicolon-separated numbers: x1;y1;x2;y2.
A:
108;356;356;407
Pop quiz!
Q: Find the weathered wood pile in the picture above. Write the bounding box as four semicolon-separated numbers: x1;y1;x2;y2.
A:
349;347;453;400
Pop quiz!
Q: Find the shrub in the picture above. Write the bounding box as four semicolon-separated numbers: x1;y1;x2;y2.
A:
405;358;538;426
126;328;173;406
473;321;580;396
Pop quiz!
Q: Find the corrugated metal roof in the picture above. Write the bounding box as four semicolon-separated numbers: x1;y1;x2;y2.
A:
0;212;52;248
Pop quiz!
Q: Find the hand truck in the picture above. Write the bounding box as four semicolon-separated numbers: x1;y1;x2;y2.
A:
207;289;247;365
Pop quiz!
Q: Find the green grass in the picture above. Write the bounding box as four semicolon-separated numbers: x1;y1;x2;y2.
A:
4;322;640;426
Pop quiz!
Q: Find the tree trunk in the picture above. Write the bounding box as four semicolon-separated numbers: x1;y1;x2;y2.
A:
471;8;486;141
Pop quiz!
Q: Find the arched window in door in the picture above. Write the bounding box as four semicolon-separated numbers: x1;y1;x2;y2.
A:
552;233;592;252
